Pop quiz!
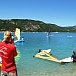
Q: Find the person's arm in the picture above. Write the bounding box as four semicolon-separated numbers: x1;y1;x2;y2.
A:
0;49;3;56
13;46;17;57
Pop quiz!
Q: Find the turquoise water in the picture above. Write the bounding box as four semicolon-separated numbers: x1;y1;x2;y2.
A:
0;32;76;76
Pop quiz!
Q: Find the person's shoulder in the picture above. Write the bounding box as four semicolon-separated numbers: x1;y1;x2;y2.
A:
8;43;16;48
0;41;4;44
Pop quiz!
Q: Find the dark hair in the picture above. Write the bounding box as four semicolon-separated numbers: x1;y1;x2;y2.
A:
38;49;42;53
73;51;76;55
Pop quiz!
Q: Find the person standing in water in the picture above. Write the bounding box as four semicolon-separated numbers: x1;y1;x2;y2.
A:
0;31;18;76
71;51;76;62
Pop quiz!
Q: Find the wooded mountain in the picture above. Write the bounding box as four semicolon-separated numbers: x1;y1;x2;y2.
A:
0;19;76;32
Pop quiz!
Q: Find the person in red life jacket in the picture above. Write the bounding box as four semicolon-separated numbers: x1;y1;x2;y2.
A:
0;31;18;76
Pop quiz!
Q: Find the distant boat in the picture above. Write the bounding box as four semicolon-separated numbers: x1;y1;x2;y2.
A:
14;28;25;43
54;32;58;33
67;30;73;38
46;29;52;37
67;35;73;38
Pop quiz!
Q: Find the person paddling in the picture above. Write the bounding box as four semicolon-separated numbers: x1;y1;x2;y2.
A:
38;49;51;54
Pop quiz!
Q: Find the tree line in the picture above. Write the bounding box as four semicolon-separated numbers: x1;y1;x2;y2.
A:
0;19;76;32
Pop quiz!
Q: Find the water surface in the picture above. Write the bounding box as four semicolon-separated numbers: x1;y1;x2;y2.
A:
0;32;76;76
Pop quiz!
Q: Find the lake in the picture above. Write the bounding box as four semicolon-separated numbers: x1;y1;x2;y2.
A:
0;32;76;76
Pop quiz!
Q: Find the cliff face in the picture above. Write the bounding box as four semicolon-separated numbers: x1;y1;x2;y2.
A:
0;19;76;32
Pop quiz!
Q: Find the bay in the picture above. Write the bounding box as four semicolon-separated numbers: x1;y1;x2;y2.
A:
0;32;76;76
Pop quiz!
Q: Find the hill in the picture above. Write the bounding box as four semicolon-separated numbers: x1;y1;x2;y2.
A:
0;19;76;32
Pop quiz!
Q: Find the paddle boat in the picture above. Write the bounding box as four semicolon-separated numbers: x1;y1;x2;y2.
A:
14;28;25;43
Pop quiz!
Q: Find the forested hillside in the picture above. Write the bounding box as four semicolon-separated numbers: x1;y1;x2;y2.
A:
0;19;76;32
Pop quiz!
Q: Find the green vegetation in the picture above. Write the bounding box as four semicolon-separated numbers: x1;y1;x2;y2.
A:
0;19;76;32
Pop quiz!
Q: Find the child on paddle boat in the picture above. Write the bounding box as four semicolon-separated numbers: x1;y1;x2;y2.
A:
38;49;52;55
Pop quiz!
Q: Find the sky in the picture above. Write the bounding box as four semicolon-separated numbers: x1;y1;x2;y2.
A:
0;0;76;27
